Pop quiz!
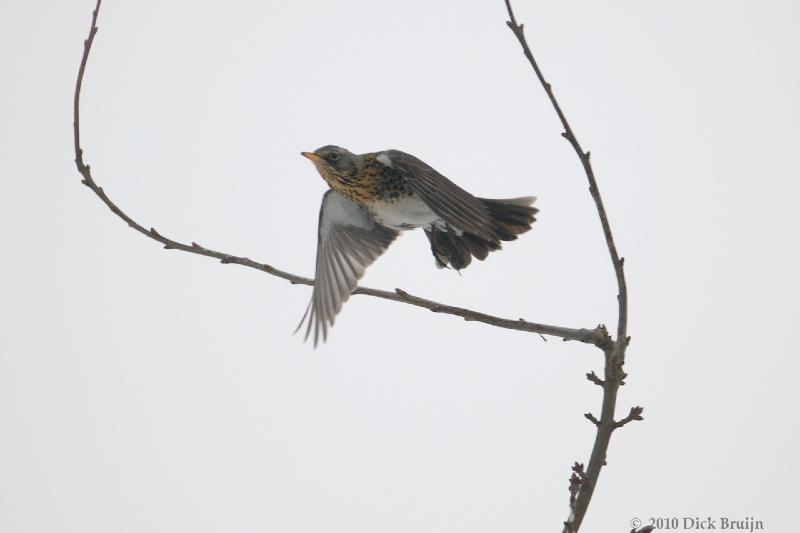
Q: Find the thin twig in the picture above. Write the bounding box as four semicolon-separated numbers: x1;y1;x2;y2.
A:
585;371;604;387
72;0;610;348
583;413;600;427
502;1;633;532
615;406;644;429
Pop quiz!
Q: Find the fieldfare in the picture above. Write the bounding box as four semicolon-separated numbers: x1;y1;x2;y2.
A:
297;146;538;346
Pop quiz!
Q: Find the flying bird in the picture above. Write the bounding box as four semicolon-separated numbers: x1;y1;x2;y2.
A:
297;146;538;346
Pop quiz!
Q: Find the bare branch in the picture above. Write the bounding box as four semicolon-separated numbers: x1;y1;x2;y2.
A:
73;0;101;171
503;1;633;532
72;0;609;348
503;0;628;345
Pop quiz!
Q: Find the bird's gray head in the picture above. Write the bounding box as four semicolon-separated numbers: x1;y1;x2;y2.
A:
301;145;361;189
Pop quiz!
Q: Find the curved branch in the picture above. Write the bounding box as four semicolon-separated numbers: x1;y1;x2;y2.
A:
503;1;628;344
503;1;633;532
72;0;609;348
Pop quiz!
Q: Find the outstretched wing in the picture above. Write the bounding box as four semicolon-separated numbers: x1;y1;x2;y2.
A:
297;189;399;346
385;150;496;241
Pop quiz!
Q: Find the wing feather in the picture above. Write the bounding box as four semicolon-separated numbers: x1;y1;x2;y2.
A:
386;150;497;240
297;190;398;346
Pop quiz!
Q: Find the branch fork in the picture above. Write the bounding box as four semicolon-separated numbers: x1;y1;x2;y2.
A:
503;1;635;531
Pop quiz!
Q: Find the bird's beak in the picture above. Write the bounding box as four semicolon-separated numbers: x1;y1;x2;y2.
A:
301;151;323;163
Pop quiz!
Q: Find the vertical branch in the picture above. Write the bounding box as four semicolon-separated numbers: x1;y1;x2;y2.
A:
503;0;628;343
502;1;635;532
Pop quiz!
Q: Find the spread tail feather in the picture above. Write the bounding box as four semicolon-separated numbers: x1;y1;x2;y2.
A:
425;196;537;270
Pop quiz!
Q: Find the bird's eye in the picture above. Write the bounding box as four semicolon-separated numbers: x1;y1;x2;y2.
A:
327;153;340;162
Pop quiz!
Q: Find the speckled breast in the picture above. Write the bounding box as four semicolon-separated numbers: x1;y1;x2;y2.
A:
330;158;415;206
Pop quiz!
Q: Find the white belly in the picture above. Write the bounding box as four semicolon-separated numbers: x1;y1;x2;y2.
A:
369;196;439;231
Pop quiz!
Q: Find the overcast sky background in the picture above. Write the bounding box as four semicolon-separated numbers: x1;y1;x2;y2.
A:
2;1;799;531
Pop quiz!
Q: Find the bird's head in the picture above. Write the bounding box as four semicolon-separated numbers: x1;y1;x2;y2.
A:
301;146;361;189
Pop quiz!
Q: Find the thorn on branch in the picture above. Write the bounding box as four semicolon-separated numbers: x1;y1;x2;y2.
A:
149;227;162;238
584;413;600;426
615;406;644;428
586;371;604;386
395;288;409;298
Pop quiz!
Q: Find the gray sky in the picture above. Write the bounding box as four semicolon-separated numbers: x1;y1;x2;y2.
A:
2;0;799;531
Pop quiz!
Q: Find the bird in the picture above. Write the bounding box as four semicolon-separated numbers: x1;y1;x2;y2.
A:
297;145;538;346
